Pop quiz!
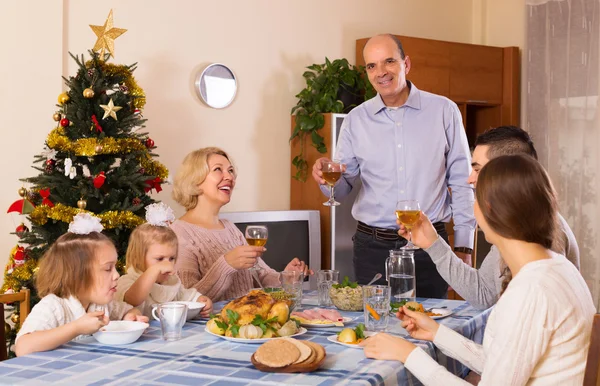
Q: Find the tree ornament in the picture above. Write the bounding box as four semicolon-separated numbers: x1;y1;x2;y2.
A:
60;118;70;127
87;68;95;77
91;115;103;133
45;159;55;173
119;84;129;93
7;188;35;214
89;10;127;58
93;172;106;188
58;92;70;104
39;189;54;207
132;197;141;206
83;88;95;98
99;98;122;120
64;158;77;179
77;199;87;209
53;112;61;121
5;322;11;336
138;168;145;175
10;313;20;325
13;247;25;266
95;144;104;153
145;138;154;148
15;223;29;237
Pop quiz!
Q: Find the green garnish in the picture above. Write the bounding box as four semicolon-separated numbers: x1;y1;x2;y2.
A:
331;276;359;289
355;323;365;339
390;300;416;312
291;318;301;328
229;324;240;337
214;319;229;331
226;309;240;324
251;314;279;334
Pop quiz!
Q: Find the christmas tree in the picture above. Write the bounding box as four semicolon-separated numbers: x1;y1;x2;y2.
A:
2;10;168;352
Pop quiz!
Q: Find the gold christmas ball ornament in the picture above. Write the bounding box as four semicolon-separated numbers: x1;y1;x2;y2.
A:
53;112;61;121
77;199;87;209
4;322;11;336
18;187;27;197
10;312;20;325
95;144;103;153
83;88;95;98
58;92;70;105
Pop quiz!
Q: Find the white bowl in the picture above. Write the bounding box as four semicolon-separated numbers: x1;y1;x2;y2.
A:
152;301;205;321
93;321;149;345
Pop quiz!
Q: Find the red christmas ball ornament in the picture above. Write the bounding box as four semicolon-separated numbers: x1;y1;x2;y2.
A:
60;118;70;127
15;223;29;236
46;159;56;167
93;172;106;189
138;168;145;175
145;138;154;148
132;197;142;206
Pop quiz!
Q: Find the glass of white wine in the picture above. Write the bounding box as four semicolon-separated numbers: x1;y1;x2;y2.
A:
395;200;421;250
245;225;268;271
322;160;346;206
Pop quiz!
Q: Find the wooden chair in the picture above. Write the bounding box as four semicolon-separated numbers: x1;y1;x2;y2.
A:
0;288;30;360
584;314;600;386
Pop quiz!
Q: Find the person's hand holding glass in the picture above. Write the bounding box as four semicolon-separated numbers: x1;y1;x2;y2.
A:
395;200;421;250
321;160;346;206
244;225;268;271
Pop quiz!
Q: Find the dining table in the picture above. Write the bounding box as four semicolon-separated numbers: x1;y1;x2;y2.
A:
0;292;492;385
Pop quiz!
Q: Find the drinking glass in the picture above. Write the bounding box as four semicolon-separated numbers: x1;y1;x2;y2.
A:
245;225;268;271
317;270;339;306
386;249;416;303
322;160;346;206
281;270;305;311
395;199;421;250
363;285;391;332
152;303;188;341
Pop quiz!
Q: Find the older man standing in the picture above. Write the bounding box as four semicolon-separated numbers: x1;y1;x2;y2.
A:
312;34;475;298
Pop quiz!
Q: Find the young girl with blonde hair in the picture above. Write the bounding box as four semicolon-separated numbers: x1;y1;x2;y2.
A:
16;214;148;357
116;203;213;318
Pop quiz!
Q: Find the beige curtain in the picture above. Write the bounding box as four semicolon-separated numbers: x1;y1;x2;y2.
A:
527;0;600;307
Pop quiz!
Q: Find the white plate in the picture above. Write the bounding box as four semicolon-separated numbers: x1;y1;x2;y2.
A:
205;327;307;343
299;316;355;328
429;308;453;320
326;331;378;348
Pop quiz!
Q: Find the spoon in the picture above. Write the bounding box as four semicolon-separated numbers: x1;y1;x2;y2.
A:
366;273;382;286
426;305;448;312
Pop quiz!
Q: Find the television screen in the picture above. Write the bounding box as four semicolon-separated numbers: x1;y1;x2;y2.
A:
229;220;310;272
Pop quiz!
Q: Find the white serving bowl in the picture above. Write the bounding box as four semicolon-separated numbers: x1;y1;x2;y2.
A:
93;321;149;345
153;301;206;321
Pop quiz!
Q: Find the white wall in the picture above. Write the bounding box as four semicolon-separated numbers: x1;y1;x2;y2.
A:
1;0;482;282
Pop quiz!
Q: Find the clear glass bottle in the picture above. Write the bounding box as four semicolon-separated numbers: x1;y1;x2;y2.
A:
386;249;416;303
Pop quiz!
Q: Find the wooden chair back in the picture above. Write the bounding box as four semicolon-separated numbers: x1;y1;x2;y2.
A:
0;288;31;360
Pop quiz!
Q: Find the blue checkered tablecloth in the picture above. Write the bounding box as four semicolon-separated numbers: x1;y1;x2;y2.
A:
0;293;491;385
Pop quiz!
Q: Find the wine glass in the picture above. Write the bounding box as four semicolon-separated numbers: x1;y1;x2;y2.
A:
322;160;346;206
395;200;421;250
245;225;268;271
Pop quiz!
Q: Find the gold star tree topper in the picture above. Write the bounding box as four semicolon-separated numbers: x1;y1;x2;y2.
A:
99;98;123;120
90;10;127;58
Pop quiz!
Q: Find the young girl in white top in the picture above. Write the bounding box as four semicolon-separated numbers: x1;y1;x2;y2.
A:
16;213;149;357
116;203;213;318
360;154;596;385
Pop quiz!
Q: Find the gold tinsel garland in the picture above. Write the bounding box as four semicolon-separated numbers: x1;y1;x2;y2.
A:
86;61;146;109
30;203;145;229
46;128;168;179
1;259;37;294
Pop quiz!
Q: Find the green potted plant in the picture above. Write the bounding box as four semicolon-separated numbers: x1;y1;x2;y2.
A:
290;58;375;181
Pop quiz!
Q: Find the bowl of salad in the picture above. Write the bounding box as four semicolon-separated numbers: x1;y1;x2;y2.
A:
329;276;363;311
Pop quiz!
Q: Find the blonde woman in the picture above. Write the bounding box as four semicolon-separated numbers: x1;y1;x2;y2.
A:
171;147;311;302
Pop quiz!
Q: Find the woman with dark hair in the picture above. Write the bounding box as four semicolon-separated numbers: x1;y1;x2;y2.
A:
360;155;595;384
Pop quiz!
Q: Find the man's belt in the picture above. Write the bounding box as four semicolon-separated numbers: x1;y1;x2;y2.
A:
357;221;447;241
